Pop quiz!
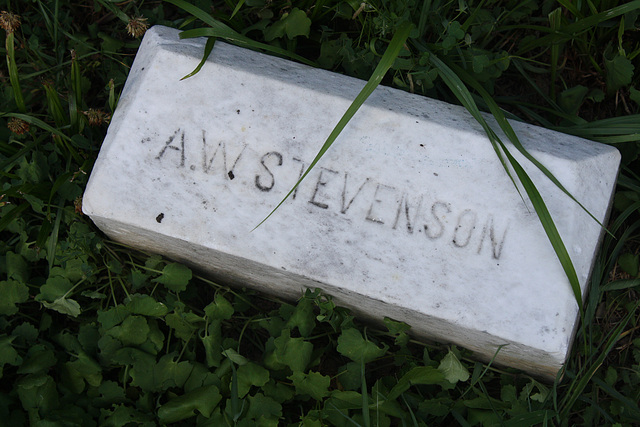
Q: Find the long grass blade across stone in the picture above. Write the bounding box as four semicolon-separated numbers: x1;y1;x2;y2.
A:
254;21;413;229
447;61;610;233
429;54;584;310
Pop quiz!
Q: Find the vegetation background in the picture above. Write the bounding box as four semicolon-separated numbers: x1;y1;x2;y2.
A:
1;0;639;425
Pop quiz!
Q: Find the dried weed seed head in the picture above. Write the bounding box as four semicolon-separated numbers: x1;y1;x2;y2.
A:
0;11;20;34
127;16;148;38
74;196;83;215
8;117;29;135
84;108;111;126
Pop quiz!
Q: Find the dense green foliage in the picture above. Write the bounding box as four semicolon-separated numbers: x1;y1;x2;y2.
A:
1;0;639;425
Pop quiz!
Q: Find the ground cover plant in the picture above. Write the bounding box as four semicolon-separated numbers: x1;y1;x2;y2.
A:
1;0;640;425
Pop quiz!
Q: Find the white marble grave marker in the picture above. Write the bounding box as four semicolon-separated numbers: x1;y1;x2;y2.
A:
83;26;620;380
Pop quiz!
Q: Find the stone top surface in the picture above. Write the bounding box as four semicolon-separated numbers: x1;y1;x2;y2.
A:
83;26;620;378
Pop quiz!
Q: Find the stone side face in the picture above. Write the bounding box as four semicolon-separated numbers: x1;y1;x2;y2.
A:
83;25;621;380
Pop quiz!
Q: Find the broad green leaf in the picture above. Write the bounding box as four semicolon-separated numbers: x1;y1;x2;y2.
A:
202;320;223;368
97;306;130;329
17;373;59;413
81;290;106;300
125;294;169;317
255;21;413;229
42;297;82;317
17;345;56;375
158;385;222;423
300;417;323;427
285;297;315;337
618;253;639;276
152;262;192;292
62;257;87;283
443;20;465;49
558;85;588;116
130;269;149;291
337;328;388;364
166;311;201;341
155;354;194;390
438;350;470;384
37;275;73;302
17;151;48;184
605;54;634;93
145;254;164;270
97;381;126;404
245;393;282;421
0;335;22;376
273;329;313;372
0;280;29;316
262;379;295;403
387;366;445;400
11;322;38;343
97;334;123;363
64;352;102;393
383;317;411;346
289;370;331;400
264;8;311;41
337;361;362;391
103;404;155;426
204;294;234;320
5;251;28;283
129;353;193;392
107;316;149;346
146;318;165;354
237;362;270;397
223;347;249;366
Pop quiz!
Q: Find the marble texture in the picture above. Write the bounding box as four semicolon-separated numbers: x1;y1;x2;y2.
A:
83;25;620;380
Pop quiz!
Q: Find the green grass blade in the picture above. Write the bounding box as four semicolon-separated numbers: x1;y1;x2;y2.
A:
165;0;316;67
599;278;640;291
180;36;216;80
253;21;413;229
559;301;639;418
48;204;64;273
164;0;227;28
3;113;72;143
6;32;26;113
503;145;583;310
518;1;640;54
0;203;29;233
361;359;370;427
591;376;640;420
43;82;67;127
428;54;524;203
447;60;611;235
555;0;583;18
178;27;316;67
230;0;246;19
555;115;640;143
0;140;37;172
429;55;583;309
69;51;83;133
548;7;562;102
